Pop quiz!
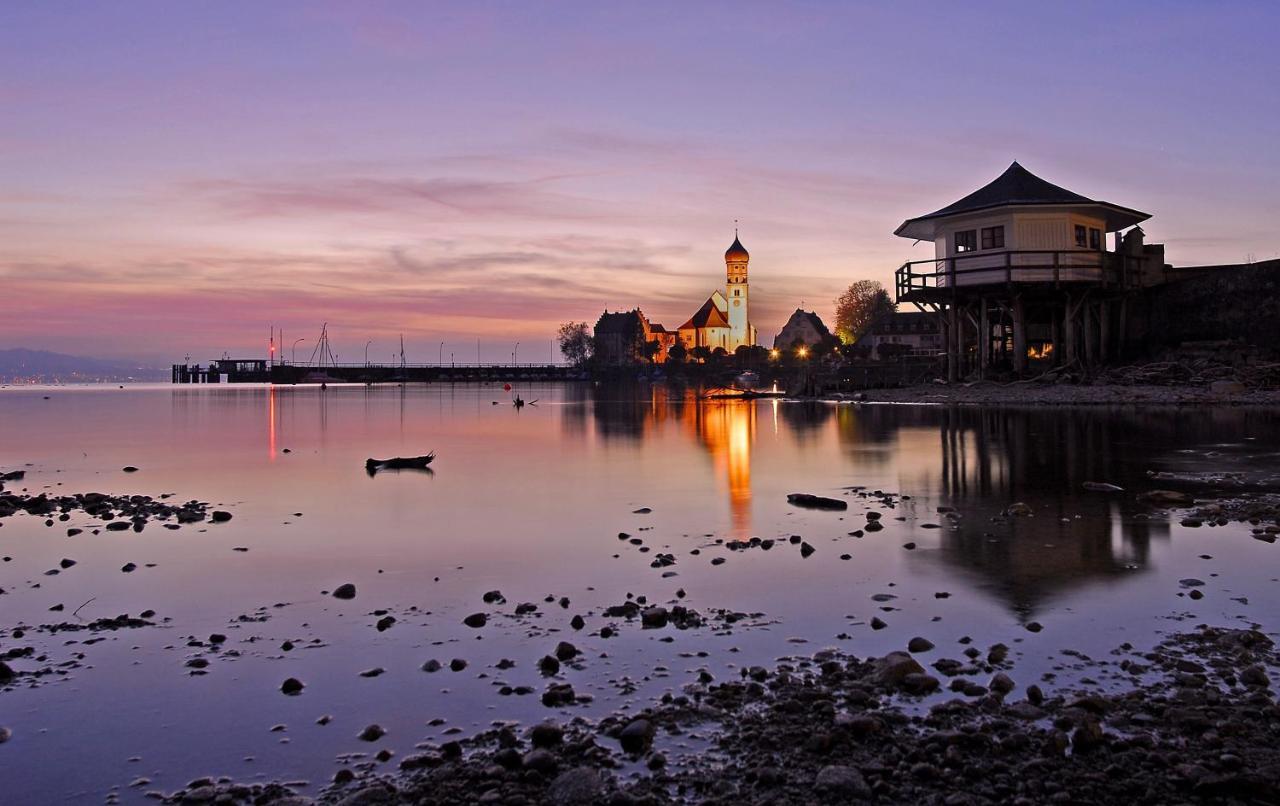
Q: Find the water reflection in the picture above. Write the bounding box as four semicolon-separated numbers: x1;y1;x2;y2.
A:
576;388;1280;616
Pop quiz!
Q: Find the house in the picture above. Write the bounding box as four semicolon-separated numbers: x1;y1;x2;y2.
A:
894;161;1169;378
861;312;942;359
772;309;832;350
593;309;674;364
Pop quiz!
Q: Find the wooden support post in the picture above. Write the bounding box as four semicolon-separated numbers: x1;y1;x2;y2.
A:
1012;296;1028;375
947;304;959;383
1083;302;1098;368
1117;298;1129;360
979;298;989;379
1051;307;1064;367
1098;301;1111;364
1063;296;1078;366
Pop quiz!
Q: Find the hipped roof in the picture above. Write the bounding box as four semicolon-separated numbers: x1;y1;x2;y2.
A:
894;162;1150;240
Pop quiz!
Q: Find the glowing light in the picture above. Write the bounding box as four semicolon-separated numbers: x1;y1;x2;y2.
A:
769;349;779;359
796;346;809;358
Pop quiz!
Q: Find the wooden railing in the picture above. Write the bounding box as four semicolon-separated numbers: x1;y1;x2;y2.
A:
895;250;1130;301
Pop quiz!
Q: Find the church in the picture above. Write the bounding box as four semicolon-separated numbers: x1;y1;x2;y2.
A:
593;234;759;363
675;234;758;353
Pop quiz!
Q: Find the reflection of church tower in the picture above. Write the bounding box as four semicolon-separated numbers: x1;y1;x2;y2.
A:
725;232;751;349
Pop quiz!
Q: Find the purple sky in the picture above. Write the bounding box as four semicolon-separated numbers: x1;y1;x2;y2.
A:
2;1;1277;363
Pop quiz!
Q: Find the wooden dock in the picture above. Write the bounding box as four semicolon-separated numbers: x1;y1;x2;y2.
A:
172;360;583;384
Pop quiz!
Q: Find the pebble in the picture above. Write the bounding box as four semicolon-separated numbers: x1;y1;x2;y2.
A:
332;583;357;600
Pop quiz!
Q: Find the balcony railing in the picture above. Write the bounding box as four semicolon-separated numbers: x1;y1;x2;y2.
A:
895;250;1131;301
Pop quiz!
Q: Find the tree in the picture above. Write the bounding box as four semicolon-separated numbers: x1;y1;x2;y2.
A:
557;322;593;367
641;339;661;364
833;280;895;344
690;345;713;363
668;342;687;363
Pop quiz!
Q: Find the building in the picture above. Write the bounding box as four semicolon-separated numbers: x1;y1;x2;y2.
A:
893;161;1170;379
676;235;758;353
861;312;942;359
772;308;832;350
593;234;759;362
593;309;674;364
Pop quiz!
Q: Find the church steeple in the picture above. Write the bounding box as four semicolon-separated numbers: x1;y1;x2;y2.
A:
725;227;751;348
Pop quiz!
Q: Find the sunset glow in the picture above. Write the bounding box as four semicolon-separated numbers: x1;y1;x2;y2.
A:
3;3;1277;362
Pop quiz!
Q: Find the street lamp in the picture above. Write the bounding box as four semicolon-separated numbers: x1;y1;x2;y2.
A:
513;342;520;364
797;346;809;359
439;341;444;365
364;340;373;366
292;338;306;363
769;348;780;360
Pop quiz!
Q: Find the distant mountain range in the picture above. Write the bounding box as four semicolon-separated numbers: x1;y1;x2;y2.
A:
0;348;168;383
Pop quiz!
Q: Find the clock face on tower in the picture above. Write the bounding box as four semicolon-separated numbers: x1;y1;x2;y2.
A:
733;299;740;307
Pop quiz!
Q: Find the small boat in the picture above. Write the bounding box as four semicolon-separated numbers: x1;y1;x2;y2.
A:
736;370;761;389
365;453;435;473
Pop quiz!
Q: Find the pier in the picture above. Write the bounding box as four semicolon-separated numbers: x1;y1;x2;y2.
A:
172;360;583;384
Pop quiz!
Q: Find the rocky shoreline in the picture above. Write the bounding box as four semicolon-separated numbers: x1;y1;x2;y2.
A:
147;623;1279;806
829;382;1280;406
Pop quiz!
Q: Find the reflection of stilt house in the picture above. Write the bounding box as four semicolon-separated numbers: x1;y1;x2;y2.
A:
894;162;1168;380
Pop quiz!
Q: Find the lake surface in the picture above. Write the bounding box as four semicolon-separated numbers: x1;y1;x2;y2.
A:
1;383;1278;802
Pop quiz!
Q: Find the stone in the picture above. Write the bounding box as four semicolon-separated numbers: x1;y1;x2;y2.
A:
358;724;385;742
209;511;233;523
332;583;357;600
870;617;887;630
874;652;925;686
641;607;669;628
281;677;304;695
522;749;558;775
814;765;871;798
539;655;561;675
1210;380;1246;395
1005;502;1033;516
901;673;940;694
908;637;934;653
449;658;467;672
786;493;848;511
1240;665;1270;687
548;768;604;805
530;722;564;748
990;672;1016;694
421;659;442;673
462;612;487;628
618;718;655;753
554;641;579;662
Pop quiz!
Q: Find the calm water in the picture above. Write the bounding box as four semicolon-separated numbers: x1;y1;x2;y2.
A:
1;383;1278;802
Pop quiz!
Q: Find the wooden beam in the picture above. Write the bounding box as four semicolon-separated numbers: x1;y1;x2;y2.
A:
947;304;959;383
979;298;989;379
1012;295;1028;375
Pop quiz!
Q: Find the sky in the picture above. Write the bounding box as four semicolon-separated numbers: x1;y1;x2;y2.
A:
2;1;1278;364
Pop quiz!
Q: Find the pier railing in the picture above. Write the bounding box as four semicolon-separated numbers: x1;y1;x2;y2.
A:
895;250;1133;302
